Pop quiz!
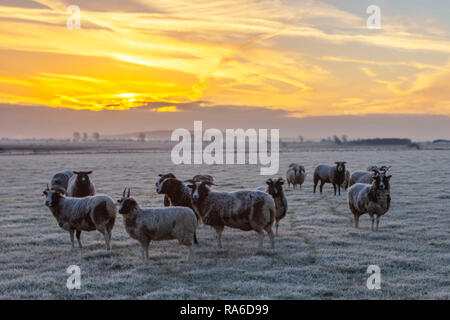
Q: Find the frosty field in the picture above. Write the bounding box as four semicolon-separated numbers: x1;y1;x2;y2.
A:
0;150;449;299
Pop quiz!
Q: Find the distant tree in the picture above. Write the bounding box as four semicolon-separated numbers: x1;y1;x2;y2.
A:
342;135;348;143
334;135;342;145
92;132;100;141
138;132;146;142
73;132;81;142
298;135;304;143
82;132;88;142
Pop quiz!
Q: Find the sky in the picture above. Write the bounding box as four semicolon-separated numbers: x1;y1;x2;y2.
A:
0;0;449;139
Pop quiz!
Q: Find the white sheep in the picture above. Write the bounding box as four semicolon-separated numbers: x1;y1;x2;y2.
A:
347;170;392;231
186;181;275;251
43;185;116;250
286;163;306;189
118;188;197;262
257;178;288;236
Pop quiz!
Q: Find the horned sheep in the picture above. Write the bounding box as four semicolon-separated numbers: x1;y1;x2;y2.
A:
348;166;391;188
347;170;392;231
187;180;276;251
118;188;198;262
43;185;116;251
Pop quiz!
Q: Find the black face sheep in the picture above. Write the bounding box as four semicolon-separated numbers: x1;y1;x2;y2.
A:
257;178;288;236
156;177;200;244
186;181;275;251
313;162;347;196
117;188;198;262
50;170;74;195
286;164;306;189
67;171;96;197
347;170;392;231
43;185;116;251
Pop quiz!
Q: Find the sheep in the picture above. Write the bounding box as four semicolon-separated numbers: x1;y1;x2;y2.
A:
156;176;200;244
347;170;392;231
343;170;351;190
156;173;214;207
186;180;276;251
42;185;116;250
313;162;347;196
286;163;306;189
257;178;288;236
348;166;391;188
117;188;197;262
156;173;177;206
67;171;95;197
50;170;74;195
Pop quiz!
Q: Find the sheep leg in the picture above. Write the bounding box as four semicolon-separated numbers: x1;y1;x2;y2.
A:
333;184;337;196
354;215;359;228
320;181;325;194
275;221;279;236
376;216;381;231
106;228;112;248
141;241;150;262
215;227;224;249
370;215;375;232
99;229;111;251
188;245;195;263
69;229;75;249
257;231;265;252
338;185;341;196
76;230;82;248
193;232;199;245
265;225;275;249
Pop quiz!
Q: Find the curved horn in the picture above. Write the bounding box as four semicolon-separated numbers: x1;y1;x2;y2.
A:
123;188;126;197
46;183;50;190
127;188;131;198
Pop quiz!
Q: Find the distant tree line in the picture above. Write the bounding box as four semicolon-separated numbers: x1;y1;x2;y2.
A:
347;138;412;145
72;132;101;142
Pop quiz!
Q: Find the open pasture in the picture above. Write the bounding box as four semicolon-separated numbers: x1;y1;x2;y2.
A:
0;150;448;299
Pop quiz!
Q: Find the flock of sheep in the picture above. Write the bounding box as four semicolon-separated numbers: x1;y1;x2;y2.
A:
42;162;392;262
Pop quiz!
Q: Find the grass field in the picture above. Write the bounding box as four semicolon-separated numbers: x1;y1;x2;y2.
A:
0;150;449;299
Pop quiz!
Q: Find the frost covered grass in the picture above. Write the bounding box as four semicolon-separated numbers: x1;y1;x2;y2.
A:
0;151;449;299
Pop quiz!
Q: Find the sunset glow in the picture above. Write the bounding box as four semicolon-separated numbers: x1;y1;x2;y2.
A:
1;0;450;116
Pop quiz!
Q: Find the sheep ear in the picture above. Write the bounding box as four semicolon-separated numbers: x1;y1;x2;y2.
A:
265;179;272;185
117;199;122;203
43;190;48;196
74;171;80;175
158;174;163;177
386;175;392;180
86;171;93;175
